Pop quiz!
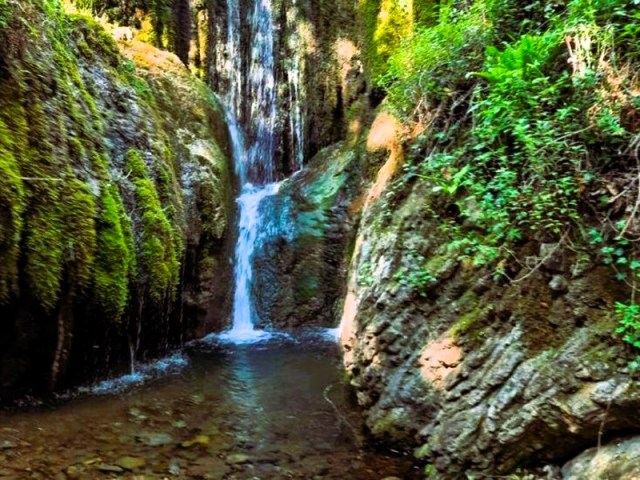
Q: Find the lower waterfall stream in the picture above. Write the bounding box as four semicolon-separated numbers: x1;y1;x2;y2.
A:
0;335;420;479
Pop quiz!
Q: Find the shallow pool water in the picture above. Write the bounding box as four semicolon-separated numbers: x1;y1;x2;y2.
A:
0;332;420;479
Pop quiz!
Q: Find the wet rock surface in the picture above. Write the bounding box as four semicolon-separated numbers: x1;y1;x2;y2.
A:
0;335;420;479
252;143;364;329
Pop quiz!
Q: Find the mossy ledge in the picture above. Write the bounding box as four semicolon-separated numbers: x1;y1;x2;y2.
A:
0;0;233;399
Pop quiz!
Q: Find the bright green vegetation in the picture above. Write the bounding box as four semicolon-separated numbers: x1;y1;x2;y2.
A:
94;182;136;320
126;149;182;301
0;119;25;303
0;0;228;321
366;0;640;360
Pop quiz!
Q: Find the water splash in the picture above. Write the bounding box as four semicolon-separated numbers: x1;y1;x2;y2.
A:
75;353;190;396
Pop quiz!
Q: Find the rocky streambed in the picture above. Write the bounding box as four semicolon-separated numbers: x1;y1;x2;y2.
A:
0;333;420;480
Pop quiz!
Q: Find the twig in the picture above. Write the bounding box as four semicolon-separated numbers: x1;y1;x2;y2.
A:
511;230;570;284
617;152;640;238
597;397;612;451
323;384;363;447
20;177;65;182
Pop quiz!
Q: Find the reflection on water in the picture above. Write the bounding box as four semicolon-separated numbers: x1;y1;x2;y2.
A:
0;333;420;479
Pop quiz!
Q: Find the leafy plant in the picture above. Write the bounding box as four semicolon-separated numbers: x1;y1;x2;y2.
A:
614;302;640;371
393;249;437;296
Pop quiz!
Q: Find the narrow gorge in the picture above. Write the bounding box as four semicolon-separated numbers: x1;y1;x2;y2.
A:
0;0;639;479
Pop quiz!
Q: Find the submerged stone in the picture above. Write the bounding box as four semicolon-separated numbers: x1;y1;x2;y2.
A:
135;431;173;447
225;453;251;465
115;456;147;470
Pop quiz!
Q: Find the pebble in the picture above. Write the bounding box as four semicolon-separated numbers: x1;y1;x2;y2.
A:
226;453;251;465
136;431;173;446
97;463;124;473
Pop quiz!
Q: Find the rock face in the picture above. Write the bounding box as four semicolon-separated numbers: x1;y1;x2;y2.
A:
562;436;640;480
0;2;233;399
251;143;363;328
333;114;640;476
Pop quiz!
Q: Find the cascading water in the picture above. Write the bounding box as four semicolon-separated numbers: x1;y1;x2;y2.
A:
215;0;285;342
219;183;280;342
286;0;306;171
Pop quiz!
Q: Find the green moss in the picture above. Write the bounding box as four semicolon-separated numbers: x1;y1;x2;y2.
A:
126;148;148;178
63;178;97;292
451;305;484;339
0;0;229;320
413;0;439;27
0;119;25;303
68;13;121;62
360;0;414;83
126;149;181;301
23;189;65;312
94;183;134;320
294;273;319;303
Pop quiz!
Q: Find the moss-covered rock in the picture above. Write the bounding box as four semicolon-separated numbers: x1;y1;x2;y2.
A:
0;0;233;399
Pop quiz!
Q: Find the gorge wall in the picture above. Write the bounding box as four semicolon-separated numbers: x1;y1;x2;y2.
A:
0;0;234;399
327;0;640;477
1;0;639;477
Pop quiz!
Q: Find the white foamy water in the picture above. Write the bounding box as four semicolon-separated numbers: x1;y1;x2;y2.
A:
222;183;280;343
76;353;190;395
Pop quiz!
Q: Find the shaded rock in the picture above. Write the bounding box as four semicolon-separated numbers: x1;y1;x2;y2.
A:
562;436;640;480
0;1;233;401
180;435;210;448
189;457;230;479
252;143;363;329
549;275;569;293
340;168;640;476
225;453;251;465
97;464;125;473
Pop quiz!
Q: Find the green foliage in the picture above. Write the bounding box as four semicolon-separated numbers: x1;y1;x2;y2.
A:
469;31;582;239
393;249;437;296
614;302;640;371
357;262;375;287
0;0;9;29
360;0;414;82
384;2;489;112
375;0;640;363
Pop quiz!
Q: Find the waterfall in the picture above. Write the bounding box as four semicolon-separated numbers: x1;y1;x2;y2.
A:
286;0;306;171
215;0;287;343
